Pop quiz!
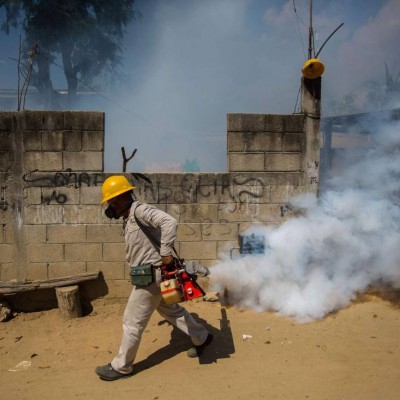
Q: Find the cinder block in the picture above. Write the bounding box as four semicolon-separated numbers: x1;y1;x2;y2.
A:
64;111;104;131
284;114;305;132
103;243;126;261
24;152;63;171
227;132;245;152
0;263;17;281
201;223;239;241
139;183;158;204
63;151;103;171
63;205;103;224
42;131;63;151
23;131;42;150
0;112;13;131
238;221;274;233
250;172;301;186
196;184;234;204
63;131;82;151
179;241;217;260
41;187;79;205
167;204;219;223
48;262;86;279
0;151;13;171
65;243;102;261
4;222;13;243
270;185;307;203
228;153;265;172
25;225;46;243
87;224;124;242
25;205;64;224
0;132;11;151
80;186;105;205
255;203;290;223
47;225;86;243
230;175;270;203
282;133;304;152
227;113;265;132
217;240;239;256
0;244;13;262
24;187;42;205
26;263;48;280
26;243;64;262
265;153;301;172
265;114;286;133
177;223;202;241
245;132;283;152
157;184;197;204
82;131;104;151
87;261;125;280
20;111;64;130
218;202;261;222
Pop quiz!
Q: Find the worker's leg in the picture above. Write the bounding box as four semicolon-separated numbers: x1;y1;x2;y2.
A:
111;282;162;374
156;300;209;346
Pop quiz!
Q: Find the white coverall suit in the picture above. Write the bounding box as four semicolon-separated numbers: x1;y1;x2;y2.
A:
111;202;209;374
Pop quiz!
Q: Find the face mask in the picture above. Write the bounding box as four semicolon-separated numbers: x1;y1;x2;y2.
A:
105;205;120;219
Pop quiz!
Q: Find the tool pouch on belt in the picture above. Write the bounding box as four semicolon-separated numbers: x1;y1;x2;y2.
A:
130;264;154;286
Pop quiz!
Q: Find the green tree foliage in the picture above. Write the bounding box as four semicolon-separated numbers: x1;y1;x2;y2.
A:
0;0;140;108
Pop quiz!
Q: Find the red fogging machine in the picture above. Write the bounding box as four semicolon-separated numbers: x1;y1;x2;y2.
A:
130;205;208;304
160;259;207;304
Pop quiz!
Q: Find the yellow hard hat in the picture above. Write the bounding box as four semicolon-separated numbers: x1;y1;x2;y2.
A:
101;175;136;204
302;58;325;79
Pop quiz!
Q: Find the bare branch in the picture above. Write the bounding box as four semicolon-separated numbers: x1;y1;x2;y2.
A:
121;146;137;172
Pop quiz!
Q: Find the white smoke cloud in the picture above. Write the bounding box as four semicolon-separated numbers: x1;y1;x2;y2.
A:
325;0;400;100
210;117;400;323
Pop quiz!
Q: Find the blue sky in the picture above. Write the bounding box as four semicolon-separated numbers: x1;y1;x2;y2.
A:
0;0;398;172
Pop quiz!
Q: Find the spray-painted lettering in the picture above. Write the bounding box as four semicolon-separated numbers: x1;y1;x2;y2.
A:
133;174;266;206
23;169;105;188
41;190;67;205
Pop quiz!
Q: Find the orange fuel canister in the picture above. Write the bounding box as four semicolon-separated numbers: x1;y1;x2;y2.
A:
160;279;183;304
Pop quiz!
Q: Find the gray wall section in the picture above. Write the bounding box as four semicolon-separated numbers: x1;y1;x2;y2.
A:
0;110;319;283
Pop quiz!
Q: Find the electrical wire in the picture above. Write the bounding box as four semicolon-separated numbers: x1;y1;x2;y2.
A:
292;0;306;60
292;0;306;114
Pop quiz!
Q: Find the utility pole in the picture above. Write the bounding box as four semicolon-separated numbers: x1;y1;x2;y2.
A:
308;0;313;59
302;0;320;195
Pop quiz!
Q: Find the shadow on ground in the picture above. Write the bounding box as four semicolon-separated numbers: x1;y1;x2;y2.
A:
133;307;235;375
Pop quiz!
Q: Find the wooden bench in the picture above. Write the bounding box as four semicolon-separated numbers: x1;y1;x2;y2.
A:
0;271;100;320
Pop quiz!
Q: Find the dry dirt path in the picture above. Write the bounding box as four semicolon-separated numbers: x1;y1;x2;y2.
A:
0;293;399;400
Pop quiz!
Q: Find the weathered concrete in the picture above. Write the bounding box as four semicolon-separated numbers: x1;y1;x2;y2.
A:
0;110;319;284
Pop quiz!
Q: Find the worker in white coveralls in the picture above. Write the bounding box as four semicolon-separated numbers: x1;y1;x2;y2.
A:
95;175;213;381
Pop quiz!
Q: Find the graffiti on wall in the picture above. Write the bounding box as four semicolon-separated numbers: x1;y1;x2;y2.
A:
0;187;7;210
22;169;106;205
23;168;105;189
134;174;266;205
19;169;294;223
30;204;105;225
307;160;319;184
41;190;67;205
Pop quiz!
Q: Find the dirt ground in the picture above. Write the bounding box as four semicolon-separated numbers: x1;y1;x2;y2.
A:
1;288;399;400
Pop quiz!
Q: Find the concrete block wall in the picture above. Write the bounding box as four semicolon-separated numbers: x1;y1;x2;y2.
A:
0;111;107;282
0;111;318;284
